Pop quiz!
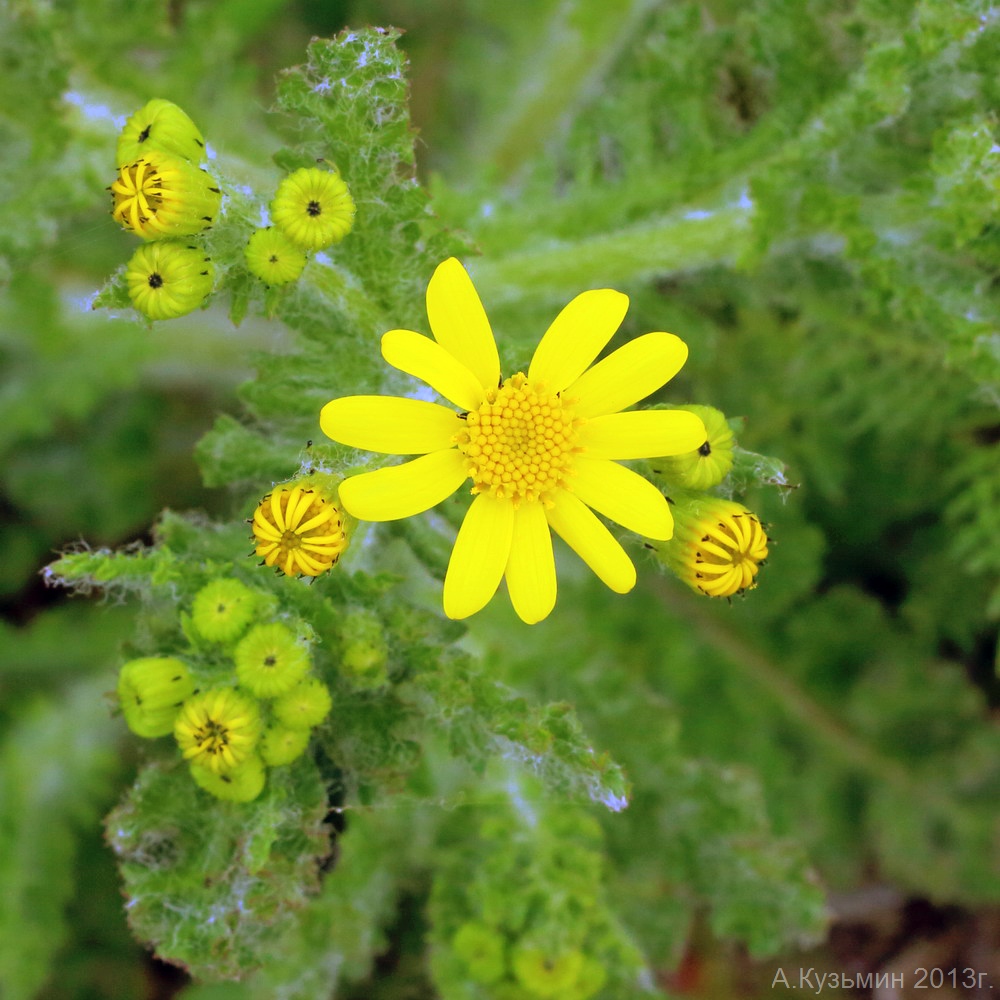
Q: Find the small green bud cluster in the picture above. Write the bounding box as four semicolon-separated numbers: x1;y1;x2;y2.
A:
244;165;356;286
110;99;221;320
430;799;643;999
115;578;333;802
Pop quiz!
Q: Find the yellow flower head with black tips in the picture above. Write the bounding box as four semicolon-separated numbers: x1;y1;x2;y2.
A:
117;99;206;167
271;165;355;250
658;495;769;597
251;481;348;577
110;148;221;240
320;257;707;624
125;241;214;321
174;688;262;775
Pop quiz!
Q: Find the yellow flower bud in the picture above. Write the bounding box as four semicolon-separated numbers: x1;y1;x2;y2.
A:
271;166;355;250
655;494;769;597
244;227;308;285
124;241;214;321
174;688;262;774
110;149;221;240
251;478;348;577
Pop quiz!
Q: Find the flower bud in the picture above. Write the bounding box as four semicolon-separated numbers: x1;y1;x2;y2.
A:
338;607;389;687
251;477;348;577
110;149;221;240
451;923;506;985
272;677;332;730
190;754;266;802
244;227;308;285
174;688;262;774
118;656;195;738
234;622;311;699
117;99;206;166
653;405;735;490
654;494;768;597
259;725;311;767
125;240;214;320
271;165;355;250
511;947;584;998
190;578;258;644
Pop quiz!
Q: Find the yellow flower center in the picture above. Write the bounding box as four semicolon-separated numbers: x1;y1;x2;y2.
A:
111;159;164;231
692;511;769;597
458;372;579;504
193;719;230;756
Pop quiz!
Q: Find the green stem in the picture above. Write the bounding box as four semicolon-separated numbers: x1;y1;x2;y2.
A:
471;200;752;305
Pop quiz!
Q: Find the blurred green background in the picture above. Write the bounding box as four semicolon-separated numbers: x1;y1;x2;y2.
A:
1;0;999;998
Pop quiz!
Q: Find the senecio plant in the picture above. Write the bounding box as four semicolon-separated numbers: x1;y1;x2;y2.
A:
34;26;824;1000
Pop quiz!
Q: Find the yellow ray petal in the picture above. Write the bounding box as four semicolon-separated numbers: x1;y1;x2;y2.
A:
426;258;501;392
578;409;706;460
528;289;629;392
443;492;514;620
320;395;460;454
338;449;468;521
381;329;486;411
545;491;636;593
504;501;557;624
567;332;689;418
570;457;674;540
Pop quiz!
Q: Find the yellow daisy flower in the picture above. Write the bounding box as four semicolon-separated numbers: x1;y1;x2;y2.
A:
320;258;706;624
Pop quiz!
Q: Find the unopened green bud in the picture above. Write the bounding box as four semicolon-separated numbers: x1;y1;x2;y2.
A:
653;405;735;490
117;99;206;166
191;578;258;644
272;677;332;730
190;753;266;802
452;922;506;985
259;724;311;766
118;656;195;738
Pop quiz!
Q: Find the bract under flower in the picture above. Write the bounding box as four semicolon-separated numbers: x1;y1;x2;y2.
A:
320;257;706;624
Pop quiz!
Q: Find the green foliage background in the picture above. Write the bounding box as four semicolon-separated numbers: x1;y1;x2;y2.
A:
1;0;998;997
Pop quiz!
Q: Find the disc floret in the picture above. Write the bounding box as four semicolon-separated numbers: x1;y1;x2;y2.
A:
459;373;580;505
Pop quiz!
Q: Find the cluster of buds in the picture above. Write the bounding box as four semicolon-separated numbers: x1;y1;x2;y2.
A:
243;164;356;286
431;805;640;1000
116;578;333;802
110;99;220;320
648;405;770;598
